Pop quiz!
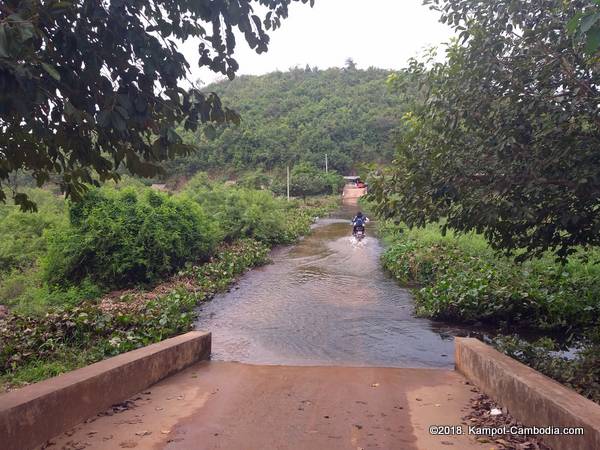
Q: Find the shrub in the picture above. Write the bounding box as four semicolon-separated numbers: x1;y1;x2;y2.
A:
271;163;344;198
0;268;102;314
0;180;335;313
0;189;66;276
0;239;270;386
42;187;220;288
182;175;329;245
237;169;273;190
381;224;600;330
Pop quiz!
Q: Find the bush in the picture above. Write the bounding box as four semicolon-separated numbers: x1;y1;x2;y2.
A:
237;169;273;190
271;163;344;198
0;180;336;313
0;188;107;313
182;175;331;245
0;189;66;277
43;187;220;288
381;224;600;330
0;239;270;387
0;269;102;314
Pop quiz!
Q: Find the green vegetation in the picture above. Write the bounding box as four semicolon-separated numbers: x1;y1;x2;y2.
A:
183;172;335;245
0;177;336;313
0;189;66;275
0;178;336;389
363;0;600;403
379;222;600;403
380;223;600;330
1;0;315;210
166;66;408;176
370;0;600;260
567;3;600;55
274;163;345;199
43;188;220;288
5;0;599;406
1;240;270;388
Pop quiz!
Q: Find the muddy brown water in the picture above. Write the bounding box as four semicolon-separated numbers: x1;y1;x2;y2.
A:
195;205;469;369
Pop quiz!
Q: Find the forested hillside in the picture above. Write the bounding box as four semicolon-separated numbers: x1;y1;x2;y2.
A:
167;66;405;176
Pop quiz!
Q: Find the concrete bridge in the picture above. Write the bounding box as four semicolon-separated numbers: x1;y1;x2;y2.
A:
1;332;598;450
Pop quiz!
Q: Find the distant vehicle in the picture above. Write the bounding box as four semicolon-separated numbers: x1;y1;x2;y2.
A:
343;176;367;189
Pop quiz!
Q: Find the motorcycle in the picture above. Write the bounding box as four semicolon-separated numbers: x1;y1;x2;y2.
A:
353;225;366;240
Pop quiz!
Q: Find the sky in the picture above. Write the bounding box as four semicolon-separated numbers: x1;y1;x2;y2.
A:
181;0;455;86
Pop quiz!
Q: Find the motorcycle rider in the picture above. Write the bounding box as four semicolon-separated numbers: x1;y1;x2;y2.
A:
352;211;369;235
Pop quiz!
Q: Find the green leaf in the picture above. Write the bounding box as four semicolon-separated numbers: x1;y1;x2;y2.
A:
13;193;38;212
166;128;181;144
18;22;36;42
584;28;600;54
0;26;9;58
580;12;600;34
567;13;583;35
204;124;216;140
41;63;61;81
52;1;73;9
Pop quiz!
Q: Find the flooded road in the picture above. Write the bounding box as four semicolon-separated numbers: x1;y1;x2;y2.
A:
195;206;458;368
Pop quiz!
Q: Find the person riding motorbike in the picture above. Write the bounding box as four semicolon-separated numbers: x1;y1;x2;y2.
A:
352;211;369;236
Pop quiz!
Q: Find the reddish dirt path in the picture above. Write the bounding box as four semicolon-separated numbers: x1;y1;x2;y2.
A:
45;362;490;450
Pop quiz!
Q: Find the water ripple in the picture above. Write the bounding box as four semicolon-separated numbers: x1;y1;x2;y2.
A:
196;206;460;368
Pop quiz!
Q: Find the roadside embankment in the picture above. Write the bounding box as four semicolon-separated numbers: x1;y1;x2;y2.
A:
379;222;600;404
0;331;210;450
455;337;600;450
0;191;338;391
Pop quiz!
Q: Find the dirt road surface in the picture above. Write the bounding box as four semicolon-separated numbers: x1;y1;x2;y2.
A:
44;361;491;450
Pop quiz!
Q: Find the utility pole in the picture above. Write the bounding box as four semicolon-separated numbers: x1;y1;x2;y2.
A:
286;165;290;201
325;154;328;173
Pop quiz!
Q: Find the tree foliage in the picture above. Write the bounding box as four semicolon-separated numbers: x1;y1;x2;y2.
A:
370;0;600;259
0;0;313;209
183;174;310;244
568;0;600;54
279;162;343;199
166;67;409;175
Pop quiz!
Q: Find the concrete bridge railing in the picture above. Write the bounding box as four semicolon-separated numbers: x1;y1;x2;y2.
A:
455;337;600;450
0;331;211;450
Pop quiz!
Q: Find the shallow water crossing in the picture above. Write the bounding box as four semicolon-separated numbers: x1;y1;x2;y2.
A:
195;206;458;368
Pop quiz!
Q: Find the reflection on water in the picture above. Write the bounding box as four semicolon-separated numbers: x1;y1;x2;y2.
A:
195;205;463;368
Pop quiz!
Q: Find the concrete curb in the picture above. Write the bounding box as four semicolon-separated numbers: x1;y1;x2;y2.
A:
455;337;600;450
0;331;211;450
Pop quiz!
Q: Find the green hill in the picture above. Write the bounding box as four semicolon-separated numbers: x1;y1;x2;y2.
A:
167;66;406;176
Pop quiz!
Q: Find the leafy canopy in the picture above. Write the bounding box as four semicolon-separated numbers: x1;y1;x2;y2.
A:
286;162;343;199
0;0;313;209
568;0;600;54
166;67;408;175
369;0;600;260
